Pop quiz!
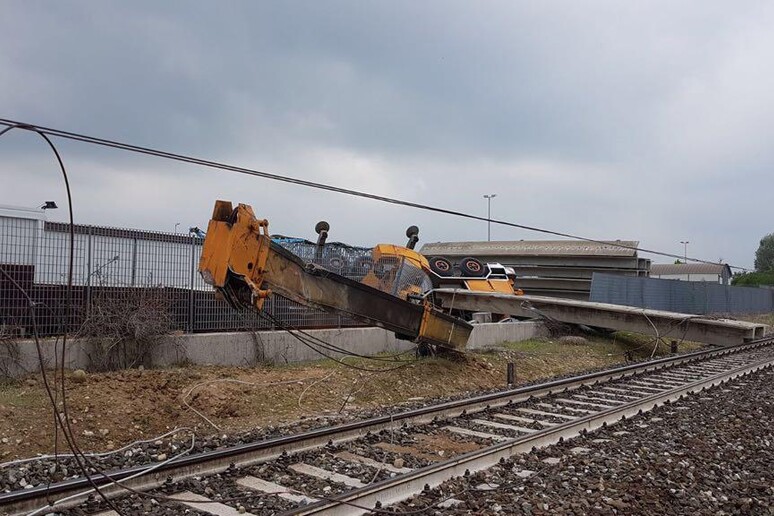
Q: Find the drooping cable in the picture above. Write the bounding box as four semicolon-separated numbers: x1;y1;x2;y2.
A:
0;118;741;270
257;311;414;372
0;125;123;513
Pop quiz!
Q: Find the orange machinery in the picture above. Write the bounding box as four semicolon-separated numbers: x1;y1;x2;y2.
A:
198;201;472;351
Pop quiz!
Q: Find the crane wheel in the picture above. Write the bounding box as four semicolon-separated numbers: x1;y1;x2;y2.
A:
428;256;453;277
459;256;487;277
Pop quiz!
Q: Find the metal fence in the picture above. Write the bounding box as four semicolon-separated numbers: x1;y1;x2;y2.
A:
590;273;774;315
0;214;374;337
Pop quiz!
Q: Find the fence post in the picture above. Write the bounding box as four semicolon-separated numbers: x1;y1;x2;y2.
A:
131;237;138;287
85;226;92;317
188;235;195;333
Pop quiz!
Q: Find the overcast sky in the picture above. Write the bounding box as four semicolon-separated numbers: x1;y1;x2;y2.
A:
2;1;773;269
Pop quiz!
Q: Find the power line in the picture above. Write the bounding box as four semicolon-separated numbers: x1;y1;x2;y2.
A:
0;118;742;269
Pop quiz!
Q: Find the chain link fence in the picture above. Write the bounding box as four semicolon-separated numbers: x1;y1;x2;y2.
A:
0;213;381;337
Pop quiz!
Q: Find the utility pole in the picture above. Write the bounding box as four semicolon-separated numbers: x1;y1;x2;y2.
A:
483;194;496;241
680;240;689;263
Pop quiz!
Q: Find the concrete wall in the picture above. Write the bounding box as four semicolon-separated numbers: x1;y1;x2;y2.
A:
466;321;546;349
1;321;546;377
150;327;414;367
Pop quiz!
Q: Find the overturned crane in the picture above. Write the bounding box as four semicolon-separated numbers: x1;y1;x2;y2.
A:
198;200;472;352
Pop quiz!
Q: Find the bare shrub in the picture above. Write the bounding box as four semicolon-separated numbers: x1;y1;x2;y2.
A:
0;324;26;379
78;287;172;371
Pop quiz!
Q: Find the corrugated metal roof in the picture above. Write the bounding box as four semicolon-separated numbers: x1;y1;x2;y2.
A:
650;263;731;276
419;240;639;257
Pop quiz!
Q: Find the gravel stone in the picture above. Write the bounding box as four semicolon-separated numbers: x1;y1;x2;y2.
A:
393;368;774;515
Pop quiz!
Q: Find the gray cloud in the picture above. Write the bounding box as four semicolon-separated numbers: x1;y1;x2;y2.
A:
2;0;774;268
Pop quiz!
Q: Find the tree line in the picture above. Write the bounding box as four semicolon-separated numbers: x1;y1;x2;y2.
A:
731;233;774;286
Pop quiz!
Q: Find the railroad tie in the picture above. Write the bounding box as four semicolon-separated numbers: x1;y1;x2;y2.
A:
493;412;554;427
554;398;615;409
515;407;576;420
169;492;256;516
571;394;625;404
335;451;414;474
538;402;595;414
472;418;536;434
289;463;366;488
443;426;510;441
641;377;684;386
600;386;654;397
623;381;666;390
236;476;318;504
585;390;640;400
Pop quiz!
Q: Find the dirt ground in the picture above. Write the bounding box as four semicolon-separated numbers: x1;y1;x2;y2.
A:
0;333;703;460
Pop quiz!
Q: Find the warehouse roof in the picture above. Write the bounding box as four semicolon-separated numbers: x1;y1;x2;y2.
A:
419;240;639;257
650;263;731;276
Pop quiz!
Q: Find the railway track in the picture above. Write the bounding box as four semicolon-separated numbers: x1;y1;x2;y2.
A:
2;338;773;516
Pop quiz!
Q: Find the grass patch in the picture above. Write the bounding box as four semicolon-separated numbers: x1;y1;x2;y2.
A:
0;383;46;410
503;332;701;358
735;313;774;328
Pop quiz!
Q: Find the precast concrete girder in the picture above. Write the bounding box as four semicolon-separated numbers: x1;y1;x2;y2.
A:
433;290;766;346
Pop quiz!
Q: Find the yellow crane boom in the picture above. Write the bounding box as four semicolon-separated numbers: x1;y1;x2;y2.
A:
198;200;472;351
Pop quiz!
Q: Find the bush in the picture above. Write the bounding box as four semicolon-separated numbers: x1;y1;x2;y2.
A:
78;288;172;371
731;271;774;287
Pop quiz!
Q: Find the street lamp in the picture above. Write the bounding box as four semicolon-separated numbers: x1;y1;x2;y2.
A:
680;241;689;263
483;194;497;241
174;222;180;234
39;201;58;210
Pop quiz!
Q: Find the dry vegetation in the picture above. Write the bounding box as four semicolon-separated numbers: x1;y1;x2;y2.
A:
77;288;173;371
0;331;705;460
735;312;774;333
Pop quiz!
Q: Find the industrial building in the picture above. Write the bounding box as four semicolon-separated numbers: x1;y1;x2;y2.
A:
649;263;732;285
419;239;650;300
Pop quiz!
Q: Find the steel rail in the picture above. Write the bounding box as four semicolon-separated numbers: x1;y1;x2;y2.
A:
2;338;771;515
288;351;774;515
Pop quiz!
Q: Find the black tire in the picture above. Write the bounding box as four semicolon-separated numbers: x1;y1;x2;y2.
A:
416;343;435;358
459;256;486;277
428;256;453;277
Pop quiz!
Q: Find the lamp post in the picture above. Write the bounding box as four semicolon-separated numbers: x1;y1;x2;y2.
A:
680;240;689;263
483;194;497;241
174;222;180;234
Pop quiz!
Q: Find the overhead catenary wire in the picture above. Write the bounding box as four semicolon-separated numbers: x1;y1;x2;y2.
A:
0;118;743;270
0;118;745;513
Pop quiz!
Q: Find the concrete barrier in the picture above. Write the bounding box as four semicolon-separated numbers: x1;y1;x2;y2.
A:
150;327;415;367
1;321;546;377
467;321;547;349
